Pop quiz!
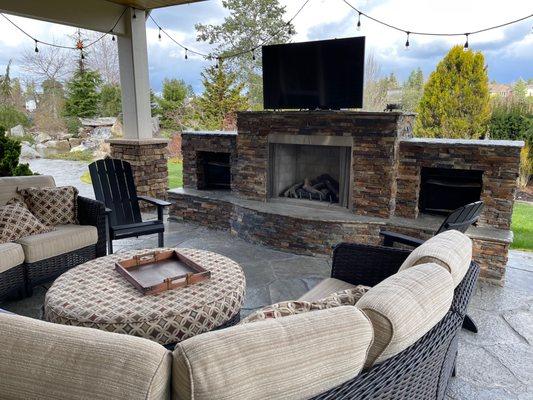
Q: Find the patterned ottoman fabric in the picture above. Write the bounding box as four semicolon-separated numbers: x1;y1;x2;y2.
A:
43;248;245;345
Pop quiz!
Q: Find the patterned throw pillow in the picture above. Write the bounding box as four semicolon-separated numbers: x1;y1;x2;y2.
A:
0;204;55;244
19;186;79;226
241;285;370;324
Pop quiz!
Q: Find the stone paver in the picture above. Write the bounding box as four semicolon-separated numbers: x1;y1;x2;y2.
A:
2;216;532;398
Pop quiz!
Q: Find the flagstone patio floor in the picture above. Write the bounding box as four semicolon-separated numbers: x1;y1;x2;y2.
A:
2;218;531;400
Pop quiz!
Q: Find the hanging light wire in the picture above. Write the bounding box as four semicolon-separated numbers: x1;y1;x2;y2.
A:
148;0;311;60
0;7;128;51
343;0;532;37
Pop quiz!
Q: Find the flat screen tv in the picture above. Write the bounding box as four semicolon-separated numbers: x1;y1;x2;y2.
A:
262;37;365;110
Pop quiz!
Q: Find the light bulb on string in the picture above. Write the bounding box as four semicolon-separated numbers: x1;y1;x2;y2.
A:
132;9;137;19
185;48;188;60
464;33;469;49
405;32;410;50
158;28;162;41
34;39;39;53
80;50;85;60
288;23;293;35
252;49;256;61
110;30;115;42
357;12;362;31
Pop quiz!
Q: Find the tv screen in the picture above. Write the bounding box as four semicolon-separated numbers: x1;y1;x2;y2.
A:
262;37;365;110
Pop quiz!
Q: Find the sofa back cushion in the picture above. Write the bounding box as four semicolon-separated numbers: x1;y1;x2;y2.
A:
172;306;373;400
356;263;454;367
0;175;56;205
398;230;472;287
0;313;171;400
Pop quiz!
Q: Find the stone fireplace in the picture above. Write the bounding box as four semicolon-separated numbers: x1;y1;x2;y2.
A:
169;111;523;284
268;135;352;207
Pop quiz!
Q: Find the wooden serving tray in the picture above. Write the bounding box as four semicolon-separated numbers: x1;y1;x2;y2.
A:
115;250;211;295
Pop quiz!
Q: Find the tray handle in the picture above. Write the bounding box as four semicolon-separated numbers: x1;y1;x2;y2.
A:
134;251;160;266
164;273;194;290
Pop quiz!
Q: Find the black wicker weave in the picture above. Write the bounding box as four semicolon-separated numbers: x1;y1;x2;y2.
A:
0;264;25;301
77;196;107;257
312;243;479;400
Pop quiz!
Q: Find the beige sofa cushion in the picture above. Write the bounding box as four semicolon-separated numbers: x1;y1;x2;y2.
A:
172;306;373;400
16;224;97;263
0;242;24;273
357;263;454;367
298;277;356;301
399;230;472;287
0;313;171;400
0;175;55;205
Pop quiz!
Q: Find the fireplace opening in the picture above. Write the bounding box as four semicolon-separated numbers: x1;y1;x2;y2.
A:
197;152;231;190
269;143;351;207
419;167;483;216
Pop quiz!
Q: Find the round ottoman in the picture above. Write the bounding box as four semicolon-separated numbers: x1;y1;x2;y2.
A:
43;248;245;345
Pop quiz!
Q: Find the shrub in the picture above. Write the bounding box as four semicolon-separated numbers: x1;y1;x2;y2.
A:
0;104;29;131
64;116;82;136
0;126;33;176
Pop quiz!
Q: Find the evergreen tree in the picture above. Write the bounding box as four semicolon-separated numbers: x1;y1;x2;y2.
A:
99;84;122;117
196;0;294;109
512;78;527;100
0;127;33;176
156;79;194;130
415;46;490;139
63;69;102;118
401;68;424;112
35;78;66;133
196;60;249;130
0;60;12;104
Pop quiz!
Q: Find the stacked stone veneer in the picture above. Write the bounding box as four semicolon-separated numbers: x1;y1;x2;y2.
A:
182;132;237;189
109;139;169;208
233;111;414;218
172;111;523;284
397;139;522;230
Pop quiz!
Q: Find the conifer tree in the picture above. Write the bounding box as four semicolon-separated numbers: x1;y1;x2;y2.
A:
196;60;249;130
401;68;424;112
63;69;102;118
415;46;490;139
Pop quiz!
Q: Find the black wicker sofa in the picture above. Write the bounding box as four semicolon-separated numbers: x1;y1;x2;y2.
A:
312;242;478;399
0;176;106;300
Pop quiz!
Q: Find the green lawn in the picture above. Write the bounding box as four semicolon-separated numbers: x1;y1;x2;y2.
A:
511;202;533;251
80;158;183;189
167;158;183;189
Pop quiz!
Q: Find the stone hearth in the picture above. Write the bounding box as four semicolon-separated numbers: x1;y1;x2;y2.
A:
169;111;523;284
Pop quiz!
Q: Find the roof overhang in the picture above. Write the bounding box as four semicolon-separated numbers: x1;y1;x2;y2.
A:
0;0;207;35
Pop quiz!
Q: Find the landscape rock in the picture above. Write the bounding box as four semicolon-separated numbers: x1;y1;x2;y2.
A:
68;138;83;147
20;143;41;159
152;116;160;135
9;125;25;137
111;119;123;137
70;144;90;153
56;132;73;140
35;132;52;143
80;117;116;127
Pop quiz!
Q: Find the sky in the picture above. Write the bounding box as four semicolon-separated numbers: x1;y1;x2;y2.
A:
0;0;532;93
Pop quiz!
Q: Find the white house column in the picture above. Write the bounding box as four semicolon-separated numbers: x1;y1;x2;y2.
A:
116;8;152;139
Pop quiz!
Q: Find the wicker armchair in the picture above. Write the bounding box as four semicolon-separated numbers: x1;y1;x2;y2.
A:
313;243;479;400
24;196;107;295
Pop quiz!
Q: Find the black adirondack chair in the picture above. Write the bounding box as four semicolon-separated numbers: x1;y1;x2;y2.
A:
89;158;171;254
380;201;484;334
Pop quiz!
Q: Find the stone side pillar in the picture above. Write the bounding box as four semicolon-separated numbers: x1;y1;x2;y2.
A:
108;139;169;208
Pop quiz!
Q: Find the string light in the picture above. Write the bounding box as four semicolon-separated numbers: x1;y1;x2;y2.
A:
405;31;410;49
185;48;188;60
343;0;532;49
158;27;162;41
288;23;293;35
110;29;116;41
252;49;256;61
132;9;137;19
34;39;39;53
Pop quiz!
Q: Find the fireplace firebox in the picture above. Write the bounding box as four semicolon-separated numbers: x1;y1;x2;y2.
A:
419;167;483;216
197;152;231;190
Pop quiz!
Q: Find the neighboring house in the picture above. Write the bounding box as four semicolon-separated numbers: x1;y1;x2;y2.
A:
526;85;533;97
25;99;37;112
489;83;512;98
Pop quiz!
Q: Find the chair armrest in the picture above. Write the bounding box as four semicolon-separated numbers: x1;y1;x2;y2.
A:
380;230;425;248
77;196;107;257
138;195;171;207
331;243;411;287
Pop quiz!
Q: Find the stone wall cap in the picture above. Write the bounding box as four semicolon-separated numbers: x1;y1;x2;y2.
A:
182;130;237;136
107;138;170;145
237;110;414;118
401;138;525;148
